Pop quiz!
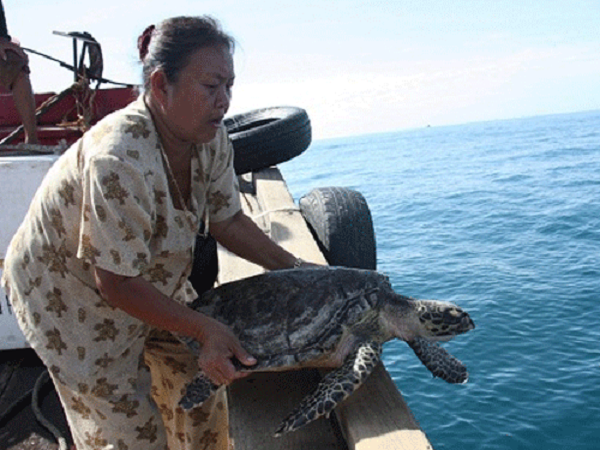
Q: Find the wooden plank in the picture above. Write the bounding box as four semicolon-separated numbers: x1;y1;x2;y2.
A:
215;175;266;283
218;167;433;450
216;168;327;285
335;364;434;450
218;169;336;450
228;370;345;450
251;168;328;264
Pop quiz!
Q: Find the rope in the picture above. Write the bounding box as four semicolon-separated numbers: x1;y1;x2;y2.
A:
0;83;78;146
61;77;95;134
23;46;135;88
0;78;99;149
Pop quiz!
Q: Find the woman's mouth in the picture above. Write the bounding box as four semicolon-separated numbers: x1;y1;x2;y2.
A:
210;117;224;128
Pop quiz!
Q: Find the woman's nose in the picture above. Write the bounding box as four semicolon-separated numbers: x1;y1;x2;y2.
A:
215;86;231;111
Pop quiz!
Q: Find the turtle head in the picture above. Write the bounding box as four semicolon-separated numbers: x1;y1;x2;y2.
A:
383;296;475;342
412;299;474;341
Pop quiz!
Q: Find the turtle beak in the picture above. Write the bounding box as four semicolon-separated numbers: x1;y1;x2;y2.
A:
460;311;475;332
425;306;475;341
445;307;475;334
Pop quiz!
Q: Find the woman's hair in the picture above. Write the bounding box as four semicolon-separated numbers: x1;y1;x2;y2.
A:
137;16;235;91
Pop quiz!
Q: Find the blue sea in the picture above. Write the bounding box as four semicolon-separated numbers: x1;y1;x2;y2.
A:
280;110;600;450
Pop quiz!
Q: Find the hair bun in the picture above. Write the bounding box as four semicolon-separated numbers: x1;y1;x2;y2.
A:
137;24;156;62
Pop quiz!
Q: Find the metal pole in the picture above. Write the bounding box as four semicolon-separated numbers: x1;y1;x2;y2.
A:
72;37;78;81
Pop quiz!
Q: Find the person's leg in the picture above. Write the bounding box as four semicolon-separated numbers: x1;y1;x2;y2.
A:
49;360;168;450
144;331;230;450
11;69;38;144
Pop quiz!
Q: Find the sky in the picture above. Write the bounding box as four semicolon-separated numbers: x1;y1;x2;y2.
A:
5;0;600;140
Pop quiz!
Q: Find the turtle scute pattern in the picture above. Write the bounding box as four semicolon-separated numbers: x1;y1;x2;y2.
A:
179;267;475;436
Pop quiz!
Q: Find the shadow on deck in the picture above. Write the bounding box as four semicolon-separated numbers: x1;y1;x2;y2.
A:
0;349;72;450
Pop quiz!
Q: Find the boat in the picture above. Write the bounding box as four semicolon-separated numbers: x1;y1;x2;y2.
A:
0;83;136;149
0;31;434;450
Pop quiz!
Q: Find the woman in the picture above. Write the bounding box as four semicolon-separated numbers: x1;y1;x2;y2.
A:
2;16;310;450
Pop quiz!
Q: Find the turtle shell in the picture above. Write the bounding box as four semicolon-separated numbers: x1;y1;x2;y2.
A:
189;267;393;370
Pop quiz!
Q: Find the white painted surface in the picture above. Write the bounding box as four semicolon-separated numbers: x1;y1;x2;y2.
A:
0;155;59;350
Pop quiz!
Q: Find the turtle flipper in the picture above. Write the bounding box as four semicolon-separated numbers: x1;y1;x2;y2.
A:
274;341;382;437
408;337;468;384
179;372;220;410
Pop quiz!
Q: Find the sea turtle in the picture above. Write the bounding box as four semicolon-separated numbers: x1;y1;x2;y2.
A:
178;266;475;436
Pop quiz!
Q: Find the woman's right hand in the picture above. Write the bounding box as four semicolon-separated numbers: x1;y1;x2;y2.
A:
196;315;257;386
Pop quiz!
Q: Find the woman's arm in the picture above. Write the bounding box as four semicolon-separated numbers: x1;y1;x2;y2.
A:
210;210;301;270
94;267;256;385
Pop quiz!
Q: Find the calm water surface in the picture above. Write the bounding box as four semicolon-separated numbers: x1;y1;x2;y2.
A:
281;110;600;450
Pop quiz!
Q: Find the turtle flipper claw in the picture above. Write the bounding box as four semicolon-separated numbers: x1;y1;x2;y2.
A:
274;341;382;436
179;372;220;410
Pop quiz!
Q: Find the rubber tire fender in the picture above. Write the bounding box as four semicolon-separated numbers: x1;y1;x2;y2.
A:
299;187;377;270
225;106;312;175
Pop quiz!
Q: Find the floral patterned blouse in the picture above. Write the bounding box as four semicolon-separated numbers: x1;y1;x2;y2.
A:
1;96;241;388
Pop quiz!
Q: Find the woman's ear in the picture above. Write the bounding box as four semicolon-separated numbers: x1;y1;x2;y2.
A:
149;69;170;109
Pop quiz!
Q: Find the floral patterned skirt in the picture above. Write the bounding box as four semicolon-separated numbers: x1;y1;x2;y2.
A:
49;329;229;450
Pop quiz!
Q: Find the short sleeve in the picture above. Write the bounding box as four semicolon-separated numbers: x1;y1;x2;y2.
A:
207;130;241;223
78;154;154;276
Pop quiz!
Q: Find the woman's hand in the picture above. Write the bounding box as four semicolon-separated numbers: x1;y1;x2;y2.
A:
196;314;257;386
0;37;27;61
94;267;256;386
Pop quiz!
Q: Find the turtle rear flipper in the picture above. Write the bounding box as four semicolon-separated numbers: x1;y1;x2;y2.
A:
408;337;468;384
274;341;382;436
179;372;220;410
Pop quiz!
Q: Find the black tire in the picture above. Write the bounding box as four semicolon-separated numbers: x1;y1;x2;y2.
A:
225;106;311;175
299;187;377;270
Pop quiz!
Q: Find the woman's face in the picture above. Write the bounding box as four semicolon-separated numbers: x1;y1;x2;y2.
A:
161;45;234;144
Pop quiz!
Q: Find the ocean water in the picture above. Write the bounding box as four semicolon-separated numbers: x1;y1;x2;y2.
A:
280;110;600;450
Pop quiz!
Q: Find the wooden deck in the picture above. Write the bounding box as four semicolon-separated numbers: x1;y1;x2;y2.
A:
219;168;434;450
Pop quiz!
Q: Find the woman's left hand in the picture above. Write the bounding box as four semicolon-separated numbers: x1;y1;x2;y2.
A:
0;37;27;61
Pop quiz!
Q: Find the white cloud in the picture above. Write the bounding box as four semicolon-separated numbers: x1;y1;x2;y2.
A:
231;44;600;139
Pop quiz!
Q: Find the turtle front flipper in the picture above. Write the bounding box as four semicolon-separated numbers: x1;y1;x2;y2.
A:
408;337;468;384
274;341;382;437
179;372;220;410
